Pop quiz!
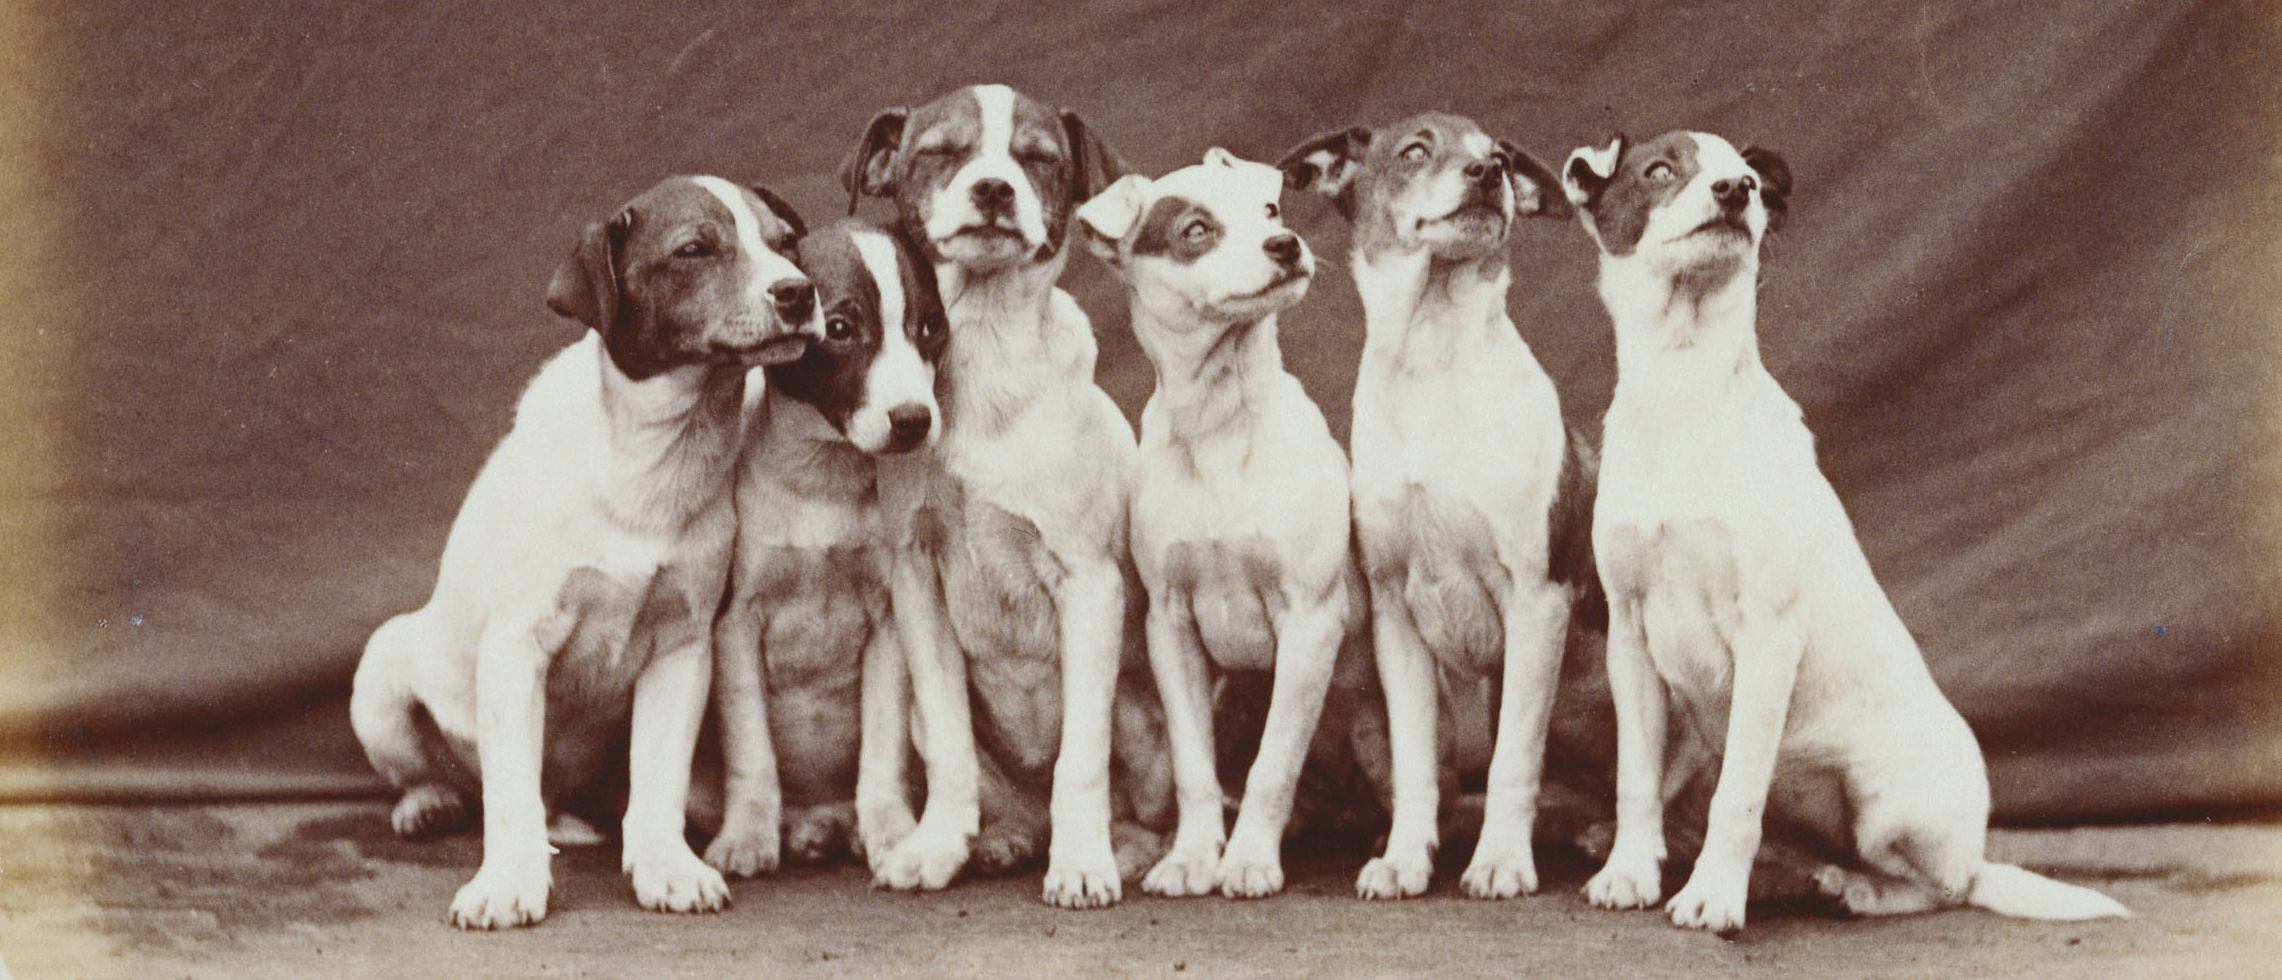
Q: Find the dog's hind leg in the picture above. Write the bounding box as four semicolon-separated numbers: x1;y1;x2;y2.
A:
1462;582;1571;899
352;614;473;838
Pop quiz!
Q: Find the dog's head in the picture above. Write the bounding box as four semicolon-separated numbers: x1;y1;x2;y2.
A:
840;84;1122;272
546;175;823;380
1562;131;1790;286
1277;112;1569;262
767;219;948;455
1075;147;1314;326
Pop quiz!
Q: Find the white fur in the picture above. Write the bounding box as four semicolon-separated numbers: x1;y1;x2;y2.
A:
844;229;938;454
693;175;806;302
921;84;1051;251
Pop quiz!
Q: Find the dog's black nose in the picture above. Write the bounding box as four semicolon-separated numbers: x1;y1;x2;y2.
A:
971;178;1015;212
886;403;933;448
770;279;815;320
1712;177;1753;211
1264;234;1302;267
1466;157;1506;189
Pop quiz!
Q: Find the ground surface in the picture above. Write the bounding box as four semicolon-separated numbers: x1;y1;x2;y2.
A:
0;803;2275;979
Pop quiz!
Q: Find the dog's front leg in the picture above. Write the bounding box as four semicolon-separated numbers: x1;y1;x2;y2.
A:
451;618;555;929
854;618;919;867
875;552;977;890
1462;582;1572;899
1585;592;1670;910
1220;599;1342;899
1356;591;1439;899
1666;610;1803;934
1041;559;1126;909
703;597;782;877
623;627;731;915
1139;597;1222;897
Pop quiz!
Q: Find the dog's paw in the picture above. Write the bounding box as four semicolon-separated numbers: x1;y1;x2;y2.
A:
391;784;468;838
971;822;1043;876
1042;839;1123;909
872;823;968;892
855;802;918;868
787;804;855;865
1355;848;1433;900
546;812;606;849
1665;875;1746;935
449;857;551;930
1142;843;1221;897
701;818;781;878
1110;822;1167;883
1584;850;1664;910
1215;835;1285;900
1459;839;1540;900
628;847;731;914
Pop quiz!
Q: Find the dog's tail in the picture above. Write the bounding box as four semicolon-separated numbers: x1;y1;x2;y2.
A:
1967;862;2131;920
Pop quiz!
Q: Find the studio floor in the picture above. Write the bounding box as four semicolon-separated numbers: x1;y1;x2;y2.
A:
0;804;2275;979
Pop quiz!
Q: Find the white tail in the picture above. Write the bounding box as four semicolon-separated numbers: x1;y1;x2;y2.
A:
1968;862;2132;921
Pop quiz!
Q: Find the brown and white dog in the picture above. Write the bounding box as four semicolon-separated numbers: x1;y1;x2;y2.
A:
1076;148;1381;898
1564;130;2129;932
696;218;947;879
350;175;822;928
1280;114;1596;900
842;84;1174;908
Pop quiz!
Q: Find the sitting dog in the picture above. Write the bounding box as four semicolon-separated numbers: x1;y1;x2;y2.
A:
1279;114;1596;900
1563;130;2130;932
698;218;947;879
1076;148;1379;898
349;175;821;928
841;84;1174;907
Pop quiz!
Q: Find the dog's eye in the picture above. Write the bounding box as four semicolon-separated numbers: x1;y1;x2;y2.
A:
1399;143;1429;162
916;312;946;340
1263;202;1280;219
674;240;711;258
1181;219;1213;245
1017;148;1060;166
825;316;855;341
1644;162;1674;182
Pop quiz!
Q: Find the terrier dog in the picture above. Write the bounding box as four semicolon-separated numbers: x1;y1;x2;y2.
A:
698;218;946;879
1564;130;2130;932
1077;148;1380;898
350;175;821;928
1280;114;1596;900
841;84;1174;907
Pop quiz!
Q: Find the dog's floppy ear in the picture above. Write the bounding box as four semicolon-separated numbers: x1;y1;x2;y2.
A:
1275;125;1372;200
1061;108;1128;201
1562;133;1626;215
546;206;631;333
1741;145;1791;232
1073;173;1152;265
840;107;908;216
748;183;807;243
1497;140;1572;220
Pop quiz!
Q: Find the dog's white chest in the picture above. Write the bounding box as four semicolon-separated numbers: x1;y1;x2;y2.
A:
544;555;713;704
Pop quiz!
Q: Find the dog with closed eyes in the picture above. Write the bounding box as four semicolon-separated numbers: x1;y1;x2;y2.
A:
350;175;822;928
695;218;947;879
841;84;1175;907
1280;114;1600;901
1564;130;2129;933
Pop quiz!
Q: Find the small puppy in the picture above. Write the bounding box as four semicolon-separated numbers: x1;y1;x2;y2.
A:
1077;148;1374;898
1280;114;1594;900
1564;130;2130;932
842;84;1174;907
350;175;822;928
699;218;947;878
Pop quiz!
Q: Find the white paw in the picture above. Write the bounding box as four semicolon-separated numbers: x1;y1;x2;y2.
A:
701;818;781;878
1459;839;1539;899
545;812;606;849
449;856;551;930
872;823;967;892
627;846;731;914
1584;849;1663;910
1042;839;1123;909
1666;873;1746;934
391;785;467;838
1355;847;1433;900
1141;843;1221;897
855;803;918;868
1215;834;1285;900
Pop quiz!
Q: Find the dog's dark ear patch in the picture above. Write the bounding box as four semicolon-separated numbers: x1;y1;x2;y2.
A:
1275;126;1373;201
546;206;631;333
1498;140;1572;220
840;108;908;215
1563;132;1627;214
1061;109;1126;202
749;184;807;243
1741;145;1791;232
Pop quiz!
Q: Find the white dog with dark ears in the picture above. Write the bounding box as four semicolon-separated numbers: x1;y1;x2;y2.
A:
1279;114;1598;901
841;84;1174;907
1076;148;1377;898
697;218;947;879
349;175;823;928
1564;130;2131;933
